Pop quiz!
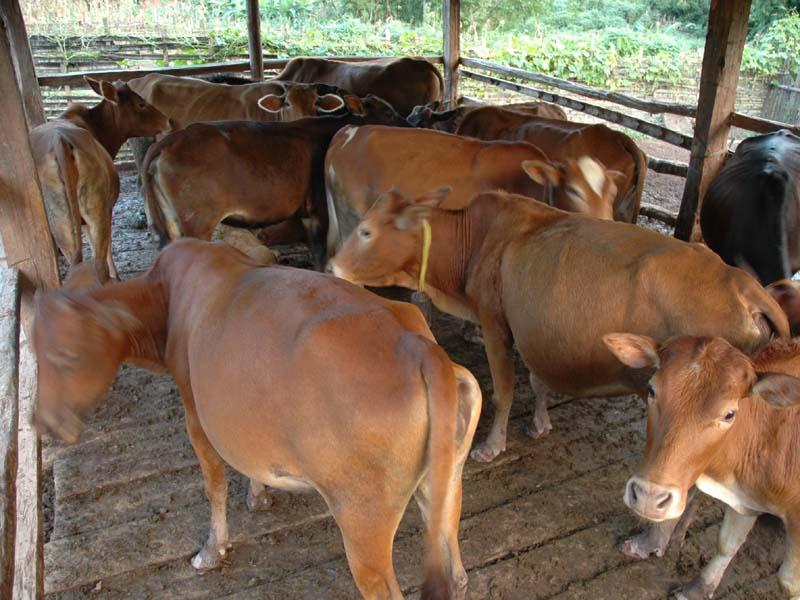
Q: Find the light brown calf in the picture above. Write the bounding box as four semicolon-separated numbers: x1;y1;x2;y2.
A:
330;189;787;464
30;77;171;281
325;125;623;254
604;334;800;599
33;239;481;600
452;106;647;223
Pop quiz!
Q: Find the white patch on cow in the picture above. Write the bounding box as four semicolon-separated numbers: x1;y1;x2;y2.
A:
578;156;605;197
696;474;770;516
340;126;358;148
326;168;341;257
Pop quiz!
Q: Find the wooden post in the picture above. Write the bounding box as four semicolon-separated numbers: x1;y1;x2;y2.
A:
443;0;460;107
246;0;263;81
674;0;752;241
0;0;45;127
0;15;60;299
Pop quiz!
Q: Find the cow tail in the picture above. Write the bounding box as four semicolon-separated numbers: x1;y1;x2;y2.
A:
53;140;83;259
141;144;179;248
419;341;459;600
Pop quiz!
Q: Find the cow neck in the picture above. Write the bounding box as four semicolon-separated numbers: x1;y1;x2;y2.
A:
79;102;127;158
418;206;480;301
92;277;168;369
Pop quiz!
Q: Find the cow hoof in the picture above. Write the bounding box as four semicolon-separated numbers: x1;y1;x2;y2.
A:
246;489;273;512
620;528;669;559
525;418;553;439
470;441;503;463
191;543;231;573
454;571;468;600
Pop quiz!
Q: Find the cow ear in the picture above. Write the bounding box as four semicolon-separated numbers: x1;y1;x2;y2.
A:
607;170;627;188
317;93;345;113
86;77;118;104
395;187;449;230
257;94;285;113
343;95;366;116
522;160;561;187
603;333;660;369
752;371;800;408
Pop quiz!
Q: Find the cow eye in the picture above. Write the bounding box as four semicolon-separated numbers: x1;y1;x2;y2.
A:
722;410;737;423
359;228;372;241
647;384;655;398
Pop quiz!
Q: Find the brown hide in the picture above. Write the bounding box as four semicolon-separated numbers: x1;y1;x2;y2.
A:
274;57;444;116
407;101;566;132
325;125;620;255
30;78;170;281
454;106;646;223
142;112;408;268
330;189;788;462
32;239;481;600
605;334;800;598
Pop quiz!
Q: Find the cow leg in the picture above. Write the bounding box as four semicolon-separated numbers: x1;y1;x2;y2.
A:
778;518;800;598
470;317;514;463
332;503;404;600
673;507;756;600
246;479;273;512
526;373;553;438
180;397;231;572
85;215;112;283
623;488;700;559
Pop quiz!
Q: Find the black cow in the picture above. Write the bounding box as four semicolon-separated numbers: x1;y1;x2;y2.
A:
700;129;800;285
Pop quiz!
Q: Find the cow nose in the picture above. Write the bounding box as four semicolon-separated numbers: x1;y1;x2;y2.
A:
624;476;682;521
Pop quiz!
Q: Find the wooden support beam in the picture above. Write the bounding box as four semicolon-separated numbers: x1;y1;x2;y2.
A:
1;0;44;127
37;55;444;88
13;336;41;600
443;0;460;107
0;15;59;298
731;111;800;135
461;69;693;149
647;157;690;178
674;0;752;241
461;57;698;118
246;0;263;81
640;203;678;227
0;268;20;600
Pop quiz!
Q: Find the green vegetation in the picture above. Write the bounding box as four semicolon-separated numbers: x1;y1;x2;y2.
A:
22;0;800;87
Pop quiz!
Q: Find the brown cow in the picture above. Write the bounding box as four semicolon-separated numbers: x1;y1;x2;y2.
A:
444;106;646;223
143;109;408;267
604;334;800;599
32;239;481;600
768;279;800;336
273;57;444;116
30;77;171;281
329;189;788;464
325;125;624;254
407;100;566;131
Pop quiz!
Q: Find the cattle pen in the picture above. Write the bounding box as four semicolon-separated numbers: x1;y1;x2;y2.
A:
0;0;799;598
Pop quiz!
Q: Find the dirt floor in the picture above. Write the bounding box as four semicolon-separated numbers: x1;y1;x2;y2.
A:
42;144;786;600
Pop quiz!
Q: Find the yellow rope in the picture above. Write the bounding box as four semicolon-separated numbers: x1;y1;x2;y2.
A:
418;219;432;293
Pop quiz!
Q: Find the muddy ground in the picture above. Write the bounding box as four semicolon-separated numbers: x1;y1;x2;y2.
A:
42;139;785;600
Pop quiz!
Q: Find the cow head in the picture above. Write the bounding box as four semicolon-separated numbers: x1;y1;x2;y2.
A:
330;187;450;287
352;95;410;126
522;156;624;221
603;333;800;522
407;101;444;128
257;83;345;119
85;76;172;139
32;289;140;443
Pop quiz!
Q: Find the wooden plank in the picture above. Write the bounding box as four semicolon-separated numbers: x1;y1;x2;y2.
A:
0;14;59;300
37;55;445;87
0;0;44;127
731;111;800;135
461;69;693;149
13;337;42;599
443;0;460;108
647;157;689;177
461;56;698;118
0;268;19;600
674;0;752;241
639;203;678;227
245;0;263;81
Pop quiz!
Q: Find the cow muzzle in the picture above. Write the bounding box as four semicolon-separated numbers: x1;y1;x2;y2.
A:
32;404;83;445
624;476;683;522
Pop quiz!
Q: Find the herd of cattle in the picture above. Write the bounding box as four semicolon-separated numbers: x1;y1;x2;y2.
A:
24;56;800;599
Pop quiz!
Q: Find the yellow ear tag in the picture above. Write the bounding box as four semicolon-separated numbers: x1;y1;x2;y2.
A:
418;219;432;293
